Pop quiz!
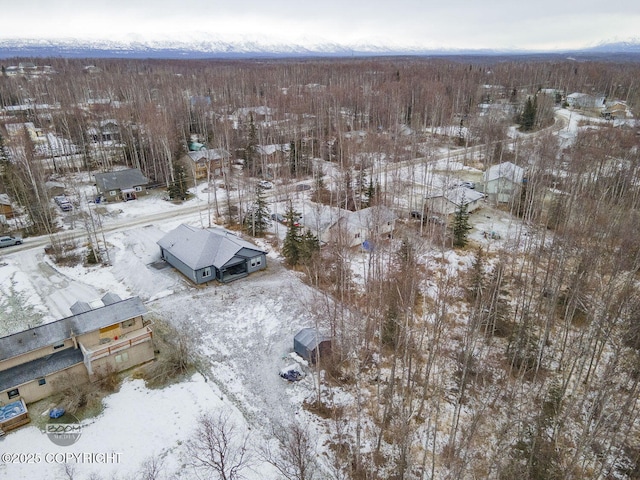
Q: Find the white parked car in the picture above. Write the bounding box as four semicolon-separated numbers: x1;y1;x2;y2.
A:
258;180;274;189
0;235;22;248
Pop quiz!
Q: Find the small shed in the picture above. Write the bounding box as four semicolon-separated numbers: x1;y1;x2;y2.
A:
294;328;331;364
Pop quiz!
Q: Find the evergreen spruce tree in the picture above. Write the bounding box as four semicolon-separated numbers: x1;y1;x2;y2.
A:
311;172;330;204
243;184;271;237
452;194;472;248
245;113;258;176
299;229;320;265
282;204;303;266
364;177;378;207
520;96;537;131
168;163;189;200
467;246;485;301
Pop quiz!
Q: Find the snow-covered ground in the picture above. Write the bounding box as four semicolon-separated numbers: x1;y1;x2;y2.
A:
0;200;330;479
0;106;617;478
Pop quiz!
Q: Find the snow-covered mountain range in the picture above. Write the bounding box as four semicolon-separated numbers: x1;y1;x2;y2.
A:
1;36;639;59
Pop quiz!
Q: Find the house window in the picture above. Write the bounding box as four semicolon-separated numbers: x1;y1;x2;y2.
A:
53;342;65;350
256;258;261;266
109;190;117;197
8;389;19;399
121;319;135;329
355;233;360;239
38;378;46;386
115;352;129;364
203;267;212;278
134;186;143;192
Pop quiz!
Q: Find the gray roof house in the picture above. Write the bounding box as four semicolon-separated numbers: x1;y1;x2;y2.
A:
0;293;154;408
294;328;332;364
326;205;397;248
480;162;525;203
94;168;149;202
157;224;267;284
425;187;485;217
181;148;230;179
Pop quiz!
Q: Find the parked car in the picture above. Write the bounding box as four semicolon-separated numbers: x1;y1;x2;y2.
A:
410;210;423;219
54;195;73;211
271;213;286;224
0;235;22;248
258;180;274;189
461;181;476;189
295;184;311;192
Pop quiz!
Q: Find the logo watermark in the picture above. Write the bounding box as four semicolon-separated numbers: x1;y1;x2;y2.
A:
45;413;82;446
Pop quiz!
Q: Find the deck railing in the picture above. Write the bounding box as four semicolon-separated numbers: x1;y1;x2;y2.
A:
86;326;153;361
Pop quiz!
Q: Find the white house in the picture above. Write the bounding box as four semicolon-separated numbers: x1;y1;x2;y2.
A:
481;162;525;203
566;92;606;109
326;205;396;248
424;187;485;217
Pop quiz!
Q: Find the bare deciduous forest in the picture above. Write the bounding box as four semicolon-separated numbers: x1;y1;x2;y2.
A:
1;56;640;479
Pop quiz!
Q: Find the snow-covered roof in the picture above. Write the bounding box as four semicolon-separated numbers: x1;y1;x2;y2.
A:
157;224;266;271
427;187;485;205
484;162;524;183
94;168;148;192
0;295;146;361
186;148;229;162
294;328;331;351
0;193;11;206
342;205;396;230
256;144;290;156
233;106;273;117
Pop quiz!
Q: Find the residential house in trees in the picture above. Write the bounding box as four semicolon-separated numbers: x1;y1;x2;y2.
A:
566;92;606;109
87;119;121;145
94;168;149;202
157;224;267;284
180;148;230;180
602;101;631;120
230;106;274;128
327;205;396;248
481;162;525;204
0;294;153;411
424;187;485;217
0;194;15;220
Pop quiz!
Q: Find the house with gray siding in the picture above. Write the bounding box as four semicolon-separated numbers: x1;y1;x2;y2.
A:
157;224;267;284
94;168;149;202
480;162;525;204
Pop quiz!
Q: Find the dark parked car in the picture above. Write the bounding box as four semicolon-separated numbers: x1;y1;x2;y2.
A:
271;213;286;224
54;195;73;211
0;235;22;248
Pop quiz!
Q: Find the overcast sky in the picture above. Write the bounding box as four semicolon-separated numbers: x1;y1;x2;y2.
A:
3;0;639;50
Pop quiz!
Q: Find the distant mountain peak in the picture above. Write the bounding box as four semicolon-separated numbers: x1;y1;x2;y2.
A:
1;36;640;59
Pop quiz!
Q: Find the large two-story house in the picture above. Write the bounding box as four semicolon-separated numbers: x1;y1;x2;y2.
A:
0;293;153;431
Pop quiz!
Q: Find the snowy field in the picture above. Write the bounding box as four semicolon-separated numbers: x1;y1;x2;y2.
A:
0;106;607;478
0;206;330;479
